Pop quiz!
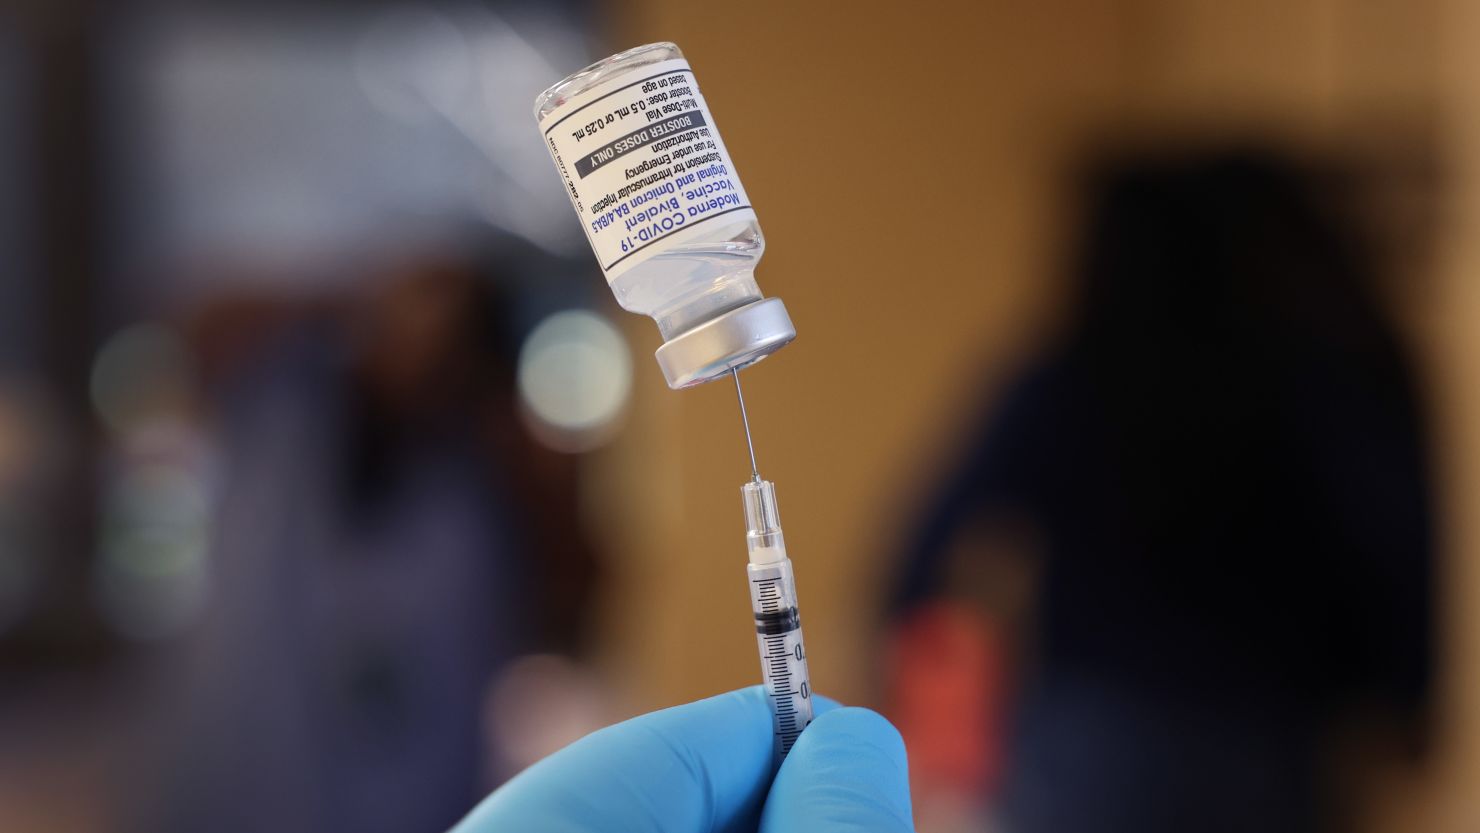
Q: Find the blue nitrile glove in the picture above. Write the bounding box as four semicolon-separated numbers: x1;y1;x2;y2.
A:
452;685;913;833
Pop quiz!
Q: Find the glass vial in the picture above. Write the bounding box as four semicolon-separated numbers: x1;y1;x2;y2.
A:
534;42;795;389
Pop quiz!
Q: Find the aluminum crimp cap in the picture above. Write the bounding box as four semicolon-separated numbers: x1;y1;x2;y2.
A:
654;297;796;389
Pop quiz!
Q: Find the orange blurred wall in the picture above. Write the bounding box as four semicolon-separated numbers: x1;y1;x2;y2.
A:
580;2;1480;829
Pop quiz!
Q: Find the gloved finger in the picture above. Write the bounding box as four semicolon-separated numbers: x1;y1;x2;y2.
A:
759;707;914;833
454;686;837;833
811;692;843;716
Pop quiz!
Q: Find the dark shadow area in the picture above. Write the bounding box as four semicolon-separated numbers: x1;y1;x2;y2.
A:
891;145;1436;833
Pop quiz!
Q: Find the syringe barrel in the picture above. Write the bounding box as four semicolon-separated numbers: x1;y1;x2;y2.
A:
748;556;814;760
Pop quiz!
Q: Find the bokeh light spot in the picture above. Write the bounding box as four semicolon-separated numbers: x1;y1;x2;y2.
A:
90;323;196;436
516;310;631;452
93;462;211;642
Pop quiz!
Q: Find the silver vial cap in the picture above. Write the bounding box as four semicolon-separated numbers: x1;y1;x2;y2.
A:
653;297;796;389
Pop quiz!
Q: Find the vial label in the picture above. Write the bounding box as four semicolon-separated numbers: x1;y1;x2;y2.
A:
540;58;756;282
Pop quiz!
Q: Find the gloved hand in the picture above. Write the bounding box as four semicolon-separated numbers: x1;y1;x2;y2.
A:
452;685;914;833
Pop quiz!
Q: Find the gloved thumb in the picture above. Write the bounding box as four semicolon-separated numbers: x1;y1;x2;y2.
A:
759;706;914;833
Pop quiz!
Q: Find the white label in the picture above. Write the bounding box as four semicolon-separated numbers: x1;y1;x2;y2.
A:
540;58;756;282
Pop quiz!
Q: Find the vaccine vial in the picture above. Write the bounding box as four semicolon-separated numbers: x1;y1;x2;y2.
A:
534;42;795;389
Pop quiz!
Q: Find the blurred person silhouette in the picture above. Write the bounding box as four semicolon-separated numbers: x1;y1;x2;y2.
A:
891;147;1434;833
129;254;600;833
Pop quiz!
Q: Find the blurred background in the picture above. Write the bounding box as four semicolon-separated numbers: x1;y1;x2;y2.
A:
4;0;1480;831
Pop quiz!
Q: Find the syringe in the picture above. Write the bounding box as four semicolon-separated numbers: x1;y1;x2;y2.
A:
732;369;814;761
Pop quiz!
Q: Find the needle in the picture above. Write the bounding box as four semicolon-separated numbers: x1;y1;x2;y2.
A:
732;367;760;482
